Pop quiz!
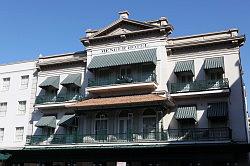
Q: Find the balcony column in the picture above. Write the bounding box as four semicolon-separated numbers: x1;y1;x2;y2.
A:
156;110;163;141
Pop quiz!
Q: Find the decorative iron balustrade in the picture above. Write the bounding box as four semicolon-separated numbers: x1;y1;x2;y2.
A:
35;93;84;104
170;78;229;94
26;127;231;145
88;73;156;87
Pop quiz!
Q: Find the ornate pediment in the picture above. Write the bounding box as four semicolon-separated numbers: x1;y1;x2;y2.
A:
81;12;173;46
91;19;159;38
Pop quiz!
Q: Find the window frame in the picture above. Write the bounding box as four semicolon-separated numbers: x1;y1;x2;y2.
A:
20;75;29;89
0;102;7;117
0;128;4;142
15;127;24;142
2;77;10;91
17;101;27;115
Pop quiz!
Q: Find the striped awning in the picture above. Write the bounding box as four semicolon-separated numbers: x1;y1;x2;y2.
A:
88;49;157;69
204;57;224;71
61;74;81;87
207;102;228;119
39;76;60;89
174;60;194;75
174;106;197;121
57;114;77;127
35;116;56;128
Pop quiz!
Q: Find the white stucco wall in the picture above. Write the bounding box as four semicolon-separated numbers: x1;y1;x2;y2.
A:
0;61;37;149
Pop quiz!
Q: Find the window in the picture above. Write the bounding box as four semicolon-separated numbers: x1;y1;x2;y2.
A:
20;75;29;89
95;113;108;139
98;69;110;85
178;75;193;83
15;127;24;141
2;77;10;91
120;67;132;78
143;109;157;139
0;102;7;117
207;72;223;80
17;101;26;115
0;128;4;142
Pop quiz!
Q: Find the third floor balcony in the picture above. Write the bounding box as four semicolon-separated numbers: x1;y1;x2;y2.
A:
35;93;84;105
87;64;157;95
86;49;158;96
170;78;230;98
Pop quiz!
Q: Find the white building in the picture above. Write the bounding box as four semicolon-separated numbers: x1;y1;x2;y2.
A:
0;11;249;166
0;60;37;150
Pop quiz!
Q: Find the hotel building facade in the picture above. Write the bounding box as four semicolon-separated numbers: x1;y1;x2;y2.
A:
0;11;249;166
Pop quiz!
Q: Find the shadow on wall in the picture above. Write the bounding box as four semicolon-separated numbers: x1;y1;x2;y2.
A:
166;67;176;92
168;107;178;130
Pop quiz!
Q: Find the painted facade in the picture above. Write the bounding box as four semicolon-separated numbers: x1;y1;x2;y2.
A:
0;61;36;150
0;11;249;165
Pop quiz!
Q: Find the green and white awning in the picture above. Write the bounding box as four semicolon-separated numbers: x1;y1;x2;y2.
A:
207;102;228;119
174;106;197;121
57;114;77;127
174;60;194;75
88;49;157;69
39;76;60;89
61;74;82;87
204;57;224;71
35;116;56;128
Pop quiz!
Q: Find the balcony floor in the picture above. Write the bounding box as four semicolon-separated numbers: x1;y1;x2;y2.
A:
170;88;230;99
86;82;157;94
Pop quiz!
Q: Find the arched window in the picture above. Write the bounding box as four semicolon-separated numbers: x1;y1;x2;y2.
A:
142;109;156;139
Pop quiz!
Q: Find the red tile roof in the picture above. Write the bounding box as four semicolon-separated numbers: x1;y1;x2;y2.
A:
68;94;171;109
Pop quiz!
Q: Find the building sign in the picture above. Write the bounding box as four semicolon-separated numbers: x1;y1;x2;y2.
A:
101;43;147;53
116;162;126;166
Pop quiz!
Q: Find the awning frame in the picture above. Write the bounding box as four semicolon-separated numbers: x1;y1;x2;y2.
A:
35;116;57;128
88;48;157;70
61;73;82;88
204;57;225;72
39;76;60;90
174;60;195;76
174;105;197;122
207;102;228;120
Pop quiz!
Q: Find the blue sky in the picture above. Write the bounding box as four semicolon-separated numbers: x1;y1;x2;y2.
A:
0;0;250;108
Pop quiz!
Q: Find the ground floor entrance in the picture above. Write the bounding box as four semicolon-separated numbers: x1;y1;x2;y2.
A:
2;143;250;166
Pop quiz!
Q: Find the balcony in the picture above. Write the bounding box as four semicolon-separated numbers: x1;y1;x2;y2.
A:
87;73;157;94
35;93;84;105
26;127;231;146
170;78;229;97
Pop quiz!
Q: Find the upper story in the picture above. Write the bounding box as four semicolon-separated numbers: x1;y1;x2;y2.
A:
80;11;245;100
0;60;37;148
35;51;87;109
165;29;245;99
82;11;173;97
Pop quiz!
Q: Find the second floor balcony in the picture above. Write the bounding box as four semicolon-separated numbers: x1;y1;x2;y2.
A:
35;93;84;105
26;127;232;146
170;78;229;95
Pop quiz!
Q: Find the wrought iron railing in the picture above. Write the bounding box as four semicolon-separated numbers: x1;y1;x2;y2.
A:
170;78;229;94
26;127;231;145
88;73;156;87
35;93;84;104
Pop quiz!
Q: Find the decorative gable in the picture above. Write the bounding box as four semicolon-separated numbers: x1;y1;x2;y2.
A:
81;11;173;46
92;19;158;38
